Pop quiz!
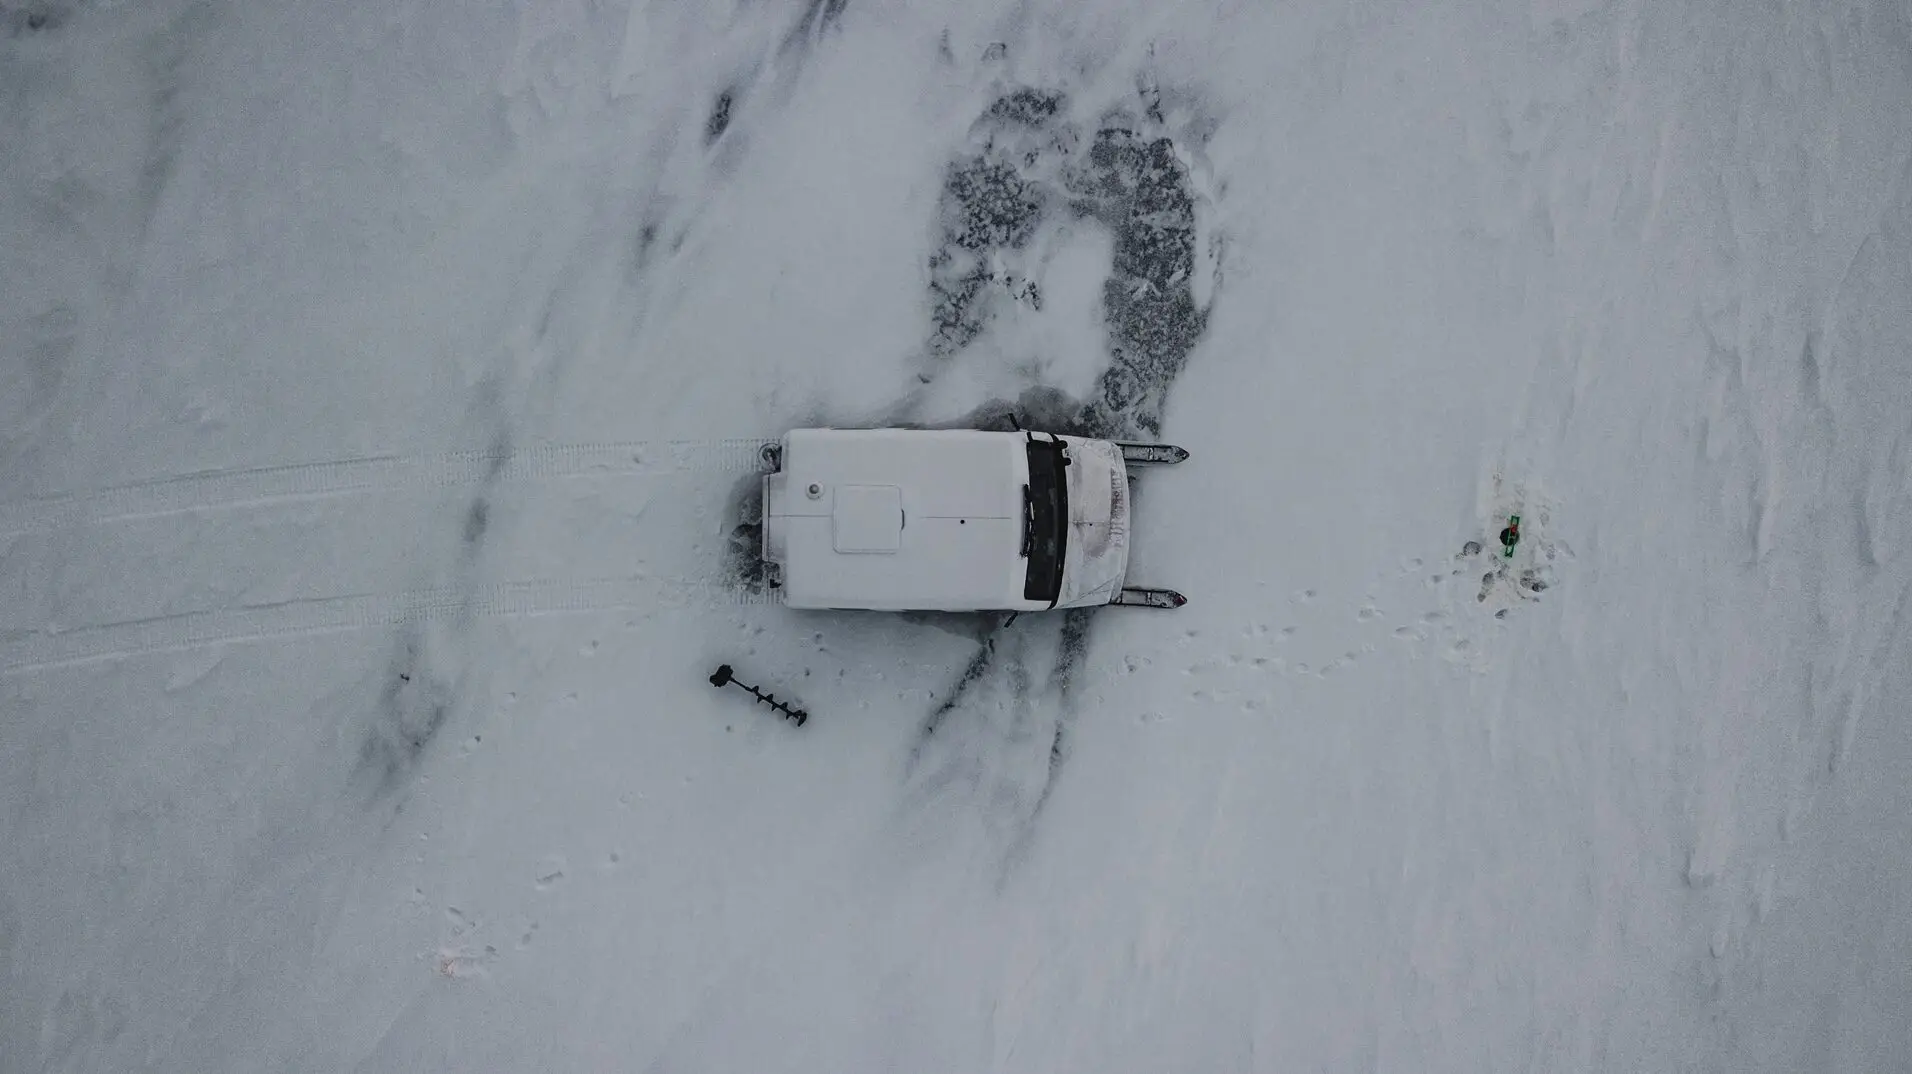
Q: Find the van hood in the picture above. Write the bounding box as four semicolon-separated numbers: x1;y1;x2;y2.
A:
1056;436;1130;608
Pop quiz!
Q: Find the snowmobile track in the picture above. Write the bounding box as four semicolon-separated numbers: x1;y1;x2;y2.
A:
0;437;782;537
0;575;781;676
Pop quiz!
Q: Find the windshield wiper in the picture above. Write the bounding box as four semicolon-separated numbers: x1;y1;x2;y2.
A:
1020;483;1033;557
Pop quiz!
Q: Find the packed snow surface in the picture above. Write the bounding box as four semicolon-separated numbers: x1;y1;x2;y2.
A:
3;1;1910;1070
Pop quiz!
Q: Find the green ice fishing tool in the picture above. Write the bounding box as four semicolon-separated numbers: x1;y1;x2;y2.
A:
1499;515;1521;558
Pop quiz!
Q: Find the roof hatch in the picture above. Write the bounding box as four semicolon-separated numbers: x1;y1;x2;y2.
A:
831;484;903;553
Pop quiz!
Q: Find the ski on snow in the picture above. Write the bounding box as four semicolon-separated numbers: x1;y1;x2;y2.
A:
1108;442;1188;606
1109;586;1188;609
1117;441;1190;466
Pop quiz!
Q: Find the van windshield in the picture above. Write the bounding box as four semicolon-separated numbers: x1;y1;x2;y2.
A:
1022;436;1069;604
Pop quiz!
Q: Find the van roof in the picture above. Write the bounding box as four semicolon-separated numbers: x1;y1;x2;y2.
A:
765;428;1042;610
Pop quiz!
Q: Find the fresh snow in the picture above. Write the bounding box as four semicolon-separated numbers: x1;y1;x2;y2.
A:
4;0;1911;1071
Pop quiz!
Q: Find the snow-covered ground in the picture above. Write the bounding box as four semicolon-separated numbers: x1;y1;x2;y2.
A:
4;0;1910;1069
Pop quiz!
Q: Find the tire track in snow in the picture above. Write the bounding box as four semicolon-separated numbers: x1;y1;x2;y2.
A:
902;81;1220;868
0;575;780;676
0;438;781;537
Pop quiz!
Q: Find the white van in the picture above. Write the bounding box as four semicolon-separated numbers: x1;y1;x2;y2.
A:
761;428;1185;612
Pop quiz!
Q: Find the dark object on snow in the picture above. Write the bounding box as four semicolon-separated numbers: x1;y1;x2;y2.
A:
1499;515;1521;558
708;664;808;727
